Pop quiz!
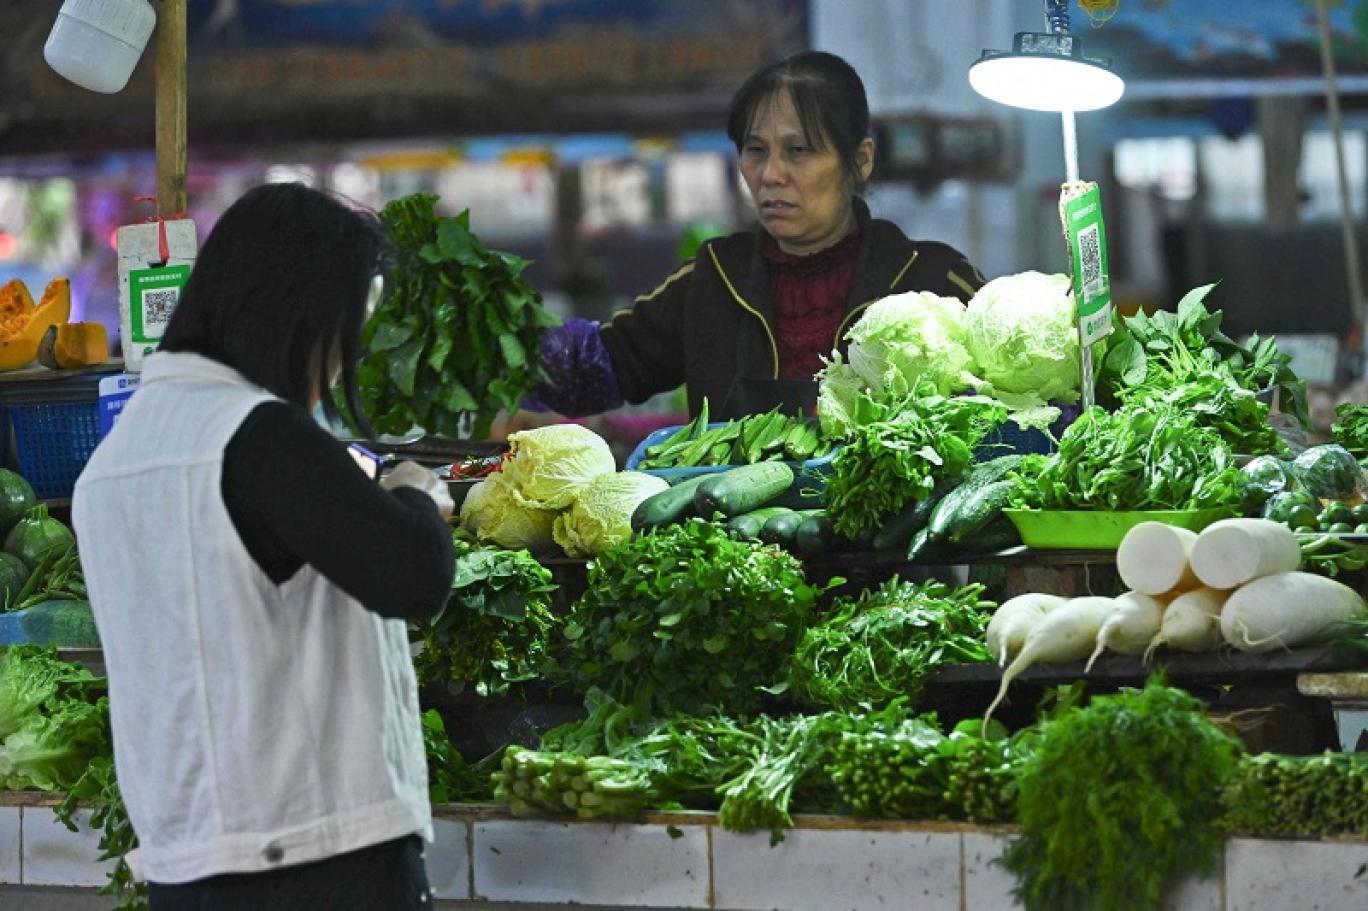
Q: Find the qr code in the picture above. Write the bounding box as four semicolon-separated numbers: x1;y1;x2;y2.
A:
1078;223;1102;291
141;287;180;330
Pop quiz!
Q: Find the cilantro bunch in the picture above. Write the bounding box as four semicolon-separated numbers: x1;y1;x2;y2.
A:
1332;402;1368;462
557;520;824;716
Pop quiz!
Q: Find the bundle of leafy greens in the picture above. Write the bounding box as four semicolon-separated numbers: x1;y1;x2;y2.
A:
557;520;825;716
422;709;496;803
823;383;1007;538
1011;400;1246;512
413;537;558;698
1218;750;1368;839
57;757;142;910
0;647;107;792
1002;677;1241;911
1099;283;1309;430
353;193;561;439
787;578;994;711
1331;402;1368;462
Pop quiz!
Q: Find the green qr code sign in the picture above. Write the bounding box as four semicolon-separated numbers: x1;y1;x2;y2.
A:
129;265;190;345
1064;185;1113;346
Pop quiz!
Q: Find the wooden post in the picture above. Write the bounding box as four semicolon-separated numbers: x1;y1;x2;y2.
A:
154;0;187;217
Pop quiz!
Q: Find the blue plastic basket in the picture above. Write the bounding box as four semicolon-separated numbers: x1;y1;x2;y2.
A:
6;401;102;500
975;421;1058;461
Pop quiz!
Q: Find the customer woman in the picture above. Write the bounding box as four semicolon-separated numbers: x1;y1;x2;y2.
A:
534;50;987;420
72;183;455;910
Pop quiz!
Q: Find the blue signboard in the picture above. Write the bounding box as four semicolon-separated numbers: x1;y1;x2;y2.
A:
97;373;140;440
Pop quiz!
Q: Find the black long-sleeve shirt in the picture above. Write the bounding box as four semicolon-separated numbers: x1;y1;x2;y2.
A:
221;402;454;621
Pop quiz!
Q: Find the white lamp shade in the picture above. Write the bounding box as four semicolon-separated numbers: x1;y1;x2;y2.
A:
44;0;157;94
969;53;1124;113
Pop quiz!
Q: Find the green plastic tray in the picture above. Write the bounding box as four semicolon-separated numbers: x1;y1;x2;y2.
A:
1002;508;1232;550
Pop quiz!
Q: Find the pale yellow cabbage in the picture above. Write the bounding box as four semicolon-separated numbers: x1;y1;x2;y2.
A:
552;471;669;558
459;473;557;551
501;424;617;510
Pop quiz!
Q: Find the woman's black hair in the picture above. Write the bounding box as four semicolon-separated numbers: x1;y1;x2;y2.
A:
726;50;872;193
159;182;388;435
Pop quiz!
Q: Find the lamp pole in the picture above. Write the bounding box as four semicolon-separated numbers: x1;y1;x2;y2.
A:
153;0;187;218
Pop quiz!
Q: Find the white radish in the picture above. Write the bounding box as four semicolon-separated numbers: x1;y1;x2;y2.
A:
1085;591;1166;672
983;596;1116;731
1144;587;1229;661
1190;518;1301;591
1117;522;1199;596
1220;571;1367;653
985;593;1066;667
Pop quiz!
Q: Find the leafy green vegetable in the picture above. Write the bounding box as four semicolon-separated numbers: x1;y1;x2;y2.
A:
422;709;496;803
0;646;93;739
1332;402;1368;462
963;271;1080;423
1099;283;1309;430
824;383;1007;538
557;521;826;716
500;424;616;511
1011;401;1246;511
788;578;994;711
458;474;557;552
354;193;560;439
1001;677;1241;911
56;757;144;910
492;746;654;820
414;538;558;698
0;694;109;792
1144;377;1286;456
552;471;668;558
1219;751;1368;838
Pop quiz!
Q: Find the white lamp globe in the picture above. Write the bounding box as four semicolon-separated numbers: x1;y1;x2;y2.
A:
44;0;157;94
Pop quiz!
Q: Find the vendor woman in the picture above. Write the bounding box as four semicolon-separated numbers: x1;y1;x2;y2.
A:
533;50;986;421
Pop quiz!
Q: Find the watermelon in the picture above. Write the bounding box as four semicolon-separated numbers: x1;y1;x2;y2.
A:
4;504;74;570
0;469;36;537
17;599;99;648
0;551;27;610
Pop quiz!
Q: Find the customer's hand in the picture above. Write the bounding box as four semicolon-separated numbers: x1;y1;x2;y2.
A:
382;460;455;521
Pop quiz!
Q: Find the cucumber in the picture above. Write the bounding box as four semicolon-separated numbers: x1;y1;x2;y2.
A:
871;496;937;552
760;509;821;547
727;507;795;541
947;478;1017;543
926;456;1026;541
968;515;1021;552
795;513;839;556
694;462;795;518
906;527;933;562
631;474;713;531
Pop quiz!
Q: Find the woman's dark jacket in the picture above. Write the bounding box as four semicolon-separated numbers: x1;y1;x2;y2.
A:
600;197;985;418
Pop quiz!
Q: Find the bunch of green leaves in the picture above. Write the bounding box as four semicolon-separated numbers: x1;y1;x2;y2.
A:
1011;401;1246;511
1331;403;1368;462
1100;283;1309;429
422;709;496;803
1140;376;1286;456
1218;751;1368;838
826;715;1022;824
824;383;1007;538
56;756;143;911
1001;677;1241;911
557;520;825;716
787;578;994;711
354;193;560;439
413;537;558;697
0;647;108;792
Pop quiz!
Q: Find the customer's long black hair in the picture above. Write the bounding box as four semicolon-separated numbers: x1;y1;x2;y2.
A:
160;182;387;434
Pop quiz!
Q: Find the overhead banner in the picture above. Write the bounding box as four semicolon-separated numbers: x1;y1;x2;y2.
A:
0;0;809;151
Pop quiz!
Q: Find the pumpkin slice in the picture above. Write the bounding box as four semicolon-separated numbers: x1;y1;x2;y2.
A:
0;277;70;371
0;279;35;336
38;321;108;370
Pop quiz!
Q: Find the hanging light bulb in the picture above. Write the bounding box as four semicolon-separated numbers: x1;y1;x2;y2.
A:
45;0;157;94
968;1;1124;112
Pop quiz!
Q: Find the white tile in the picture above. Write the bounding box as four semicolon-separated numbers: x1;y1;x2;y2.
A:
21;807;113;887
0;806;19;884
712;826;960;911
473;819;709;907
963;831;1022;910
1227;838;1368;911
1162;869;1222;911
427;818;470;901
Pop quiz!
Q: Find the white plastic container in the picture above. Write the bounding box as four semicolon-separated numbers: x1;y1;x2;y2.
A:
44;0;156;94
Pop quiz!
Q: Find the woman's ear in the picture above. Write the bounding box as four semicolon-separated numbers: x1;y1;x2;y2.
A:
856;137;875;183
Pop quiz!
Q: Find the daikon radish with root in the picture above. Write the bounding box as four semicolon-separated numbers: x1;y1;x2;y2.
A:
985;592;1066;667
984;596;1116;730
1190;518;1301;590
1085;591;1166;672
1144;588;1229;661
1220;571;1366;653
1117;522;1199;596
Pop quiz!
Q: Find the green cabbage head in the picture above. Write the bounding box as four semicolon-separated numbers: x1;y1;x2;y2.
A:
502;423;616;510
844;291;976;398
964;271;1080;408
460;473;557;552
553;471;669;558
